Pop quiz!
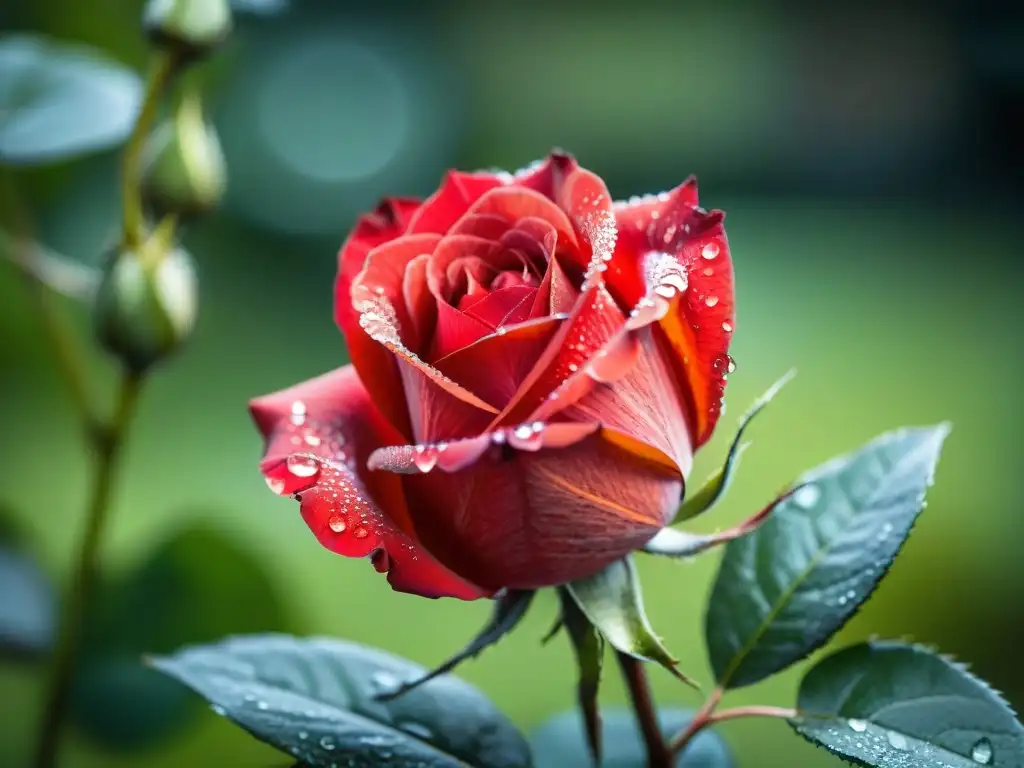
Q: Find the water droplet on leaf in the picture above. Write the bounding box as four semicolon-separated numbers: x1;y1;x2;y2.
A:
793;484;821;509
972;739;993;765
887;732;908;750
848;719;868;733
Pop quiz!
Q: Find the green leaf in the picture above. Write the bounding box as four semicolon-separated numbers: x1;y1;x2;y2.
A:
0;34;142;164
530;709;734;768
673;369;794;524
566;558;694;687
791;641;1024;767
151;634;533;768
70;523;285;751
557;588;605;764
0;544;55;660
705;424;950;688
378;590;534;700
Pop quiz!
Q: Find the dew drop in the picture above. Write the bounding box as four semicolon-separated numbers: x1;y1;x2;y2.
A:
371;671;399;693
701;242;720;260
509;422;545;451
256;700;269;710
304;434;322;447
513;424;534;441
353;527;369;539
793;484;821;509
265;476;285;495
726;356;736;373
286;454;318;478
298;730;308;740
704;295;719;307
848;719;868;733
211;704;226;716
320;736;336;751
971;738;993;765
887;732;908;750
328;515;347;533
625;296;669;330
290;400;307;426
711;353;736;376
722;321;733;333
412;445;439;473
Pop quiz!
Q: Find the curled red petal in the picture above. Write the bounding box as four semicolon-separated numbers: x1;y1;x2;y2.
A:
434;315;565;409
249;366;487;600
369;421;681;590
335;200;423;439
495;282;626;426
407;171;506;235
613;180;735;447
462;186;578;252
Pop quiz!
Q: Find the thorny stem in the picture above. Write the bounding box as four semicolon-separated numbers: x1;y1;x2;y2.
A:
121;51;177;249
618;652;673;768
668;684;796;756
31;371;144;768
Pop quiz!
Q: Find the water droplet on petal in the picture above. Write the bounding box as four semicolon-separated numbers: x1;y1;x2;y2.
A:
509;422;545;451
848;719;868;733
286;454;318;478
412;445;439;473
722;321;733;333
625;296;670;330
704;295;719;307
290;400;307;426
887;732;908;750
304;434;321;447
353;527;369;539
701;242;720;260
711;353;736;376
265;476;285;495
793;484;821;509
972;739;993;765
328;515;346;533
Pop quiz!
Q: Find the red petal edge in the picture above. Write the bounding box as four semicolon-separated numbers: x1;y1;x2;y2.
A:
613;179;735;447
249;365;488;600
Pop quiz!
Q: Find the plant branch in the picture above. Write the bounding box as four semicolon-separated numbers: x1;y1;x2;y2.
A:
668;686;794;756
31;370;144;768
121;51;177;249
617;652;673;768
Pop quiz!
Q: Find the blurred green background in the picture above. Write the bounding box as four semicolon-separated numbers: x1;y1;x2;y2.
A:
1;0;1023;766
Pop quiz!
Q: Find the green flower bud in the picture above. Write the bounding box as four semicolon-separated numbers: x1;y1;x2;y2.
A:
143;0;232;60
142;91;227;218
93;231;198;373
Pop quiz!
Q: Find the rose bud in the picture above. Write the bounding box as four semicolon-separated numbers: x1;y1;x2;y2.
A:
141;90;227;219
94;232;198;373
250;151;734;600
143;0;232;61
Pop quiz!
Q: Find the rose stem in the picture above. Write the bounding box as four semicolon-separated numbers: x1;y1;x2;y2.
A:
668;684;796;756
617;652;674;768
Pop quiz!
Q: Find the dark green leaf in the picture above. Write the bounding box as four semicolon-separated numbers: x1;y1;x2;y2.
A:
705;424;950;688
71;524;285;751
567;558;694;686
0;34;142;164
672;370;794;524
378;590;534;700
557;588;605;764
530;709;734;768
151;634;532;768
0;545;55;660
231;0;289;14
792;641;1024;767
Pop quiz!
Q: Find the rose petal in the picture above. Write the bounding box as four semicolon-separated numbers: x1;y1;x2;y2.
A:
460;285;537;328
531;253;579;317
434;315;565;408
613;180;734;447
463;186;578;252
356;294;500;439
249;366;486;600
351;234;443;352
369;421;681;590
402;254;435;354
407;171;506;235
495;282;626;426
335;200;423;440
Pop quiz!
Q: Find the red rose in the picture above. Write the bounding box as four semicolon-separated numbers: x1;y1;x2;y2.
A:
250;151;734;600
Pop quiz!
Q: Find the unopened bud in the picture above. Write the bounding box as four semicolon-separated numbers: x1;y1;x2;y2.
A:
143;0;232;60
142;91;226;218
94;232;198;373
